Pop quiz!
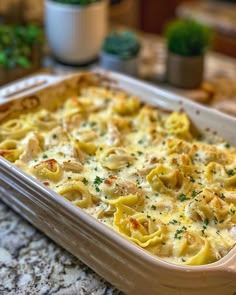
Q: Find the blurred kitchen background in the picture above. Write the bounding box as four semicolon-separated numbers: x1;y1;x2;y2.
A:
0;0;236;56
0;0;236;115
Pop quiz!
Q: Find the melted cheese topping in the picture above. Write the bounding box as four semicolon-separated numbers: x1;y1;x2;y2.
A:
1;86;236;265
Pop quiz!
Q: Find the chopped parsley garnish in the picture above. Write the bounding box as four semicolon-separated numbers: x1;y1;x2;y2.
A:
126;162;132;168
192;190;202;197
137;151;143;155
213;216;218;225
42;154;48;159
220;193;225;200
230;209;236;215
174;226;187;239
151;205;156;210
227;169;235;176
190;176;195;183
82;177;88;185
203;218;209;226
95;186;100;192
93;176;104;193
225;143;230;148
94;176;104;185
52;134;57;139
169;219;178;225
179;194;188;202
202;218;209;235
90;121;97;127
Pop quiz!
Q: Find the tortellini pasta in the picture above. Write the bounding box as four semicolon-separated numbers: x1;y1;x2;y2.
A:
56;181;92;208
109;195;165;247
164;112;191;138
30;110;59;130
147;165;191;196
173;232;215;265
0;118;31;140
33;159;63;181
98;147;134;170
0;139;23;162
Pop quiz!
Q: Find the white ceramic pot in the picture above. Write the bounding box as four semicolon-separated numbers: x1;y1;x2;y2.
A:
45;0;108;64
100;51;139;76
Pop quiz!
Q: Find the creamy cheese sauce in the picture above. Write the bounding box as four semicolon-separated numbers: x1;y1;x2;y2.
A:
0;85;236;265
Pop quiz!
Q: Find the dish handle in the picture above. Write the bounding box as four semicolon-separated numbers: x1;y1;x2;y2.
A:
0;74;61;102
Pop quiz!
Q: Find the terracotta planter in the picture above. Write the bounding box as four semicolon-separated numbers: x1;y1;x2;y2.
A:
45;0;108;64
167;52;204;89
0;47;41;86
100;51;139;76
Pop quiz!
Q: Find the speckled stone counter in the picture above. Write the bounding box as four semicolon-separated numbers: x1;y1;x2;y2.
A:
0;201;122;295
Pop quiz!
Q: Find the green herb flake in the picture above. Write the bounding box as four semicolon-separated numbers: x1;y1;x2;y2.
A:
93;176;104;185
203;218;209;226
192;190;202;197
169;219;178;225
179;194;188;202
151;205;156;210
174;226;187;239
230;209;236;215
227;169;235;176
95;186;100;192
220;193;226;200
82;177;88;185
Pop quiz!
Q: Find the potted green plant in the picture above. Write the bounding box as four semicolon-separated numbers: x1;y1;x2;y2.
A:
45;0;108;65
0;24;43;85
100;31;141;76
165;19;210;89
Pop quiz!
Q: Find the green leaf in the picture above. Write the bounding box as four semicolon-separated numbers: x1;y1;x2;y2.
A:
16;57;31;68
0;52;7;65
165;19;211;56
0;24;42;70
102;31;141;59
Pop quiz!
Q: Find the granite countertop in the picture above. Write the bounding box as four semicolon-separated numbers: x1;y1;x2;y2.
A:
0;202;122;295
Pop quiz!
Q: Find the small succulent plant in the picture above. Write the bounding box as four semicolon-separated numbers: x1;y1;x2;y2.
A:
0;25;43;70
102;31;141;59
51;0;101;5
165;19;211;56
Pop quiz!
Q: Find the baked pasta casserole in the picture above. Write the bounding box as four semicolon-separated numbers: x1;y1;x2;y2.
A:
0;84;235;266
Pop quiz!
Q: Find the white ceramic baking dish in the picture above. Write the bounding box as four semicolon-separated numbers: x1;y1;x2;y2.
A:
0;71;236;295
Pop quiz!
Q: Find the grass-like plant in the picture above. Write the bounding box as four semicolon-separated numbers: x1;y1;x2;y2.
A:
165;19;211;56
102;31;141;59
51;0;100;5
0;25;43;70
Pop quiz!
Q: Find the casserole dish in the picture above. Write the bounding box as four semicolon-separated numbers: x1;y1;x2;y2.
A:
0;71;236;295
